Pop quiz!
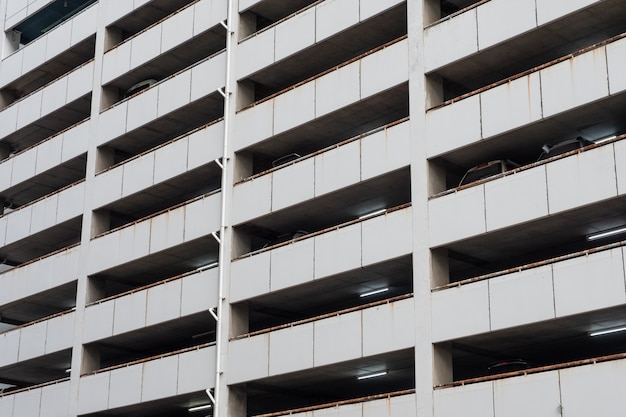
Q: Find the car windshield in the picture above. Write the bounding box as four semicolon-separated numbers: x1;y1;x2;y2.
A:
538;137;593;160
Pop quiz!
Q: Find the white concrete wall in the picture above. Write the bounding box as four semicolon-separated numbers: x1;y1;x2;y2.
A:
227;297;415;384
237;0;403;79
234;37;408;151
102;0;226;84
93;120;223;209
434;358;626;417
431;246;625;342
0;181;84;247
97;51;225;146
233;120;410;224
83;268;218;343
87;192;221;274
77;345;216;415
4;0;52;28
0;60;93;141
0;311;74;367
424;0;602;72
1;3;96;85
230;207;413;302
429;142;622;247
0;245;79;308
0;119;88;194
427;38;623;158
0;379;71;417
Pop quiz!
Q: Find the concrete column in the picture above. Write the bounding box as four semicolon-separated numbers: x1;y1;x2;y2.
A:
229;303;249;338
231;228;251;258
236;80;255;110
90;210;110;238
85;275;107;304
95;146;115;173
431;248;450;287
80;344;101;374
408;1;436;417
68;1;109;415
433;343;453;385
234;151;253;182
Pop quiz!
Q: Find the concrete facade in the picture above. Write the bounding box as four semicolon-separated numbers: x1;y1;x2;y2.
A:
1;0;626;416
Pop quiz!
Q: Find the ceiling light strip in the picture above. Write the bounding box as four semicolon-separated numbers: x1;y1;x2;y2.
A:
357;371;387;380
587;226;626;241
589;326;626;337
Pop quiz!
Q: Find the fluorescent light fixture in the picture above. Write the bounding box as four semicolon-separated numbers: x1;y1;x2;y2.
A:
359;209;386;220
357;371;387;380
589;326;626;337
65;369;71;373
189;404;212;412
359;287;389;298
586;226;626;241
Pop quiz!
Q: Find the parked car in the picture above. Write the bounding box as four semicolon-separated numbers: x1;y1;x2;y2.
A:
123;79;158;99
262;230;309;248
537;136;594;161
459;159;520;187
487;358;528;374
272;153;301;168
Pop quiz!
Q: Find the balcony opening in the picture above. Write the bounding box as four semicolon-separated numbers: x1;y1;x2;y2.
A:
10;0;96;49
1;153;87;211
0;281;77;332
232;255;413;337
238;4;407;107
82;312;216;373
239;349;415;417
101;27;226;110
0;217;82;269
232;166;411;257
0;36;95;112
439;305;626;384
426;0;626;104
87;238;219;303
0;349;72;394
91;164;221;236
1;93;92;155
76;391;214;417
104;0;198;50
96;115;223;173
235;83;409;180
239;0;319;39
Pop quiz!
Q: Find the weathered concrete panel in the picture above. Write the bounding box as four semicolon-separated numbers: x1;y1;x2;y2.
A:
428;186;486;247
424;9;478;72
477;0;536;50
271;238;315;292
546;145;617;214
484;167;548;231
553;248;625;317
541;48;608;118
230;252;270;302
275;7;315;61
426;95;482;158
489;266;555;330
480;72;542;138
269;323;314;375
431;281;490;342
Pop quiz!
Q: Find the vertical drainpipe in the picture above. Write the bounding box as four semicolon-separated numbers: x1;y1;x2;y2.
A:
212;0;235;416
